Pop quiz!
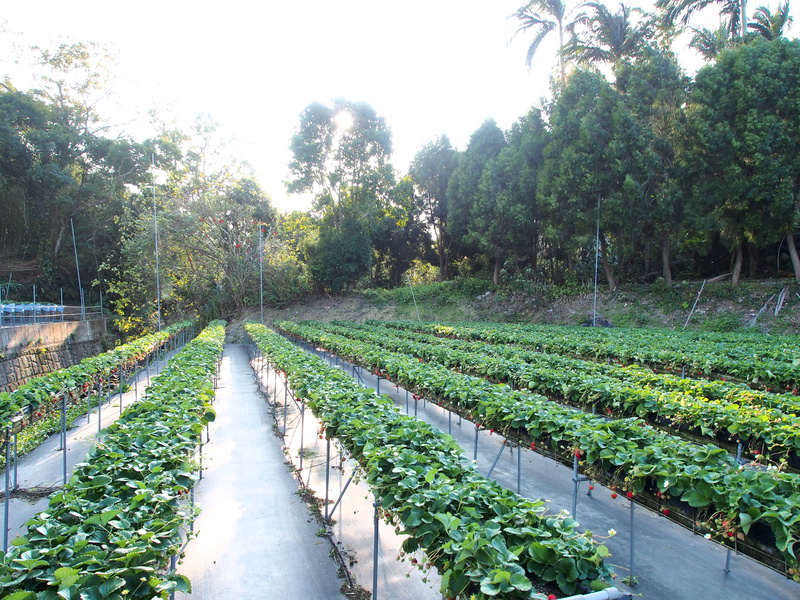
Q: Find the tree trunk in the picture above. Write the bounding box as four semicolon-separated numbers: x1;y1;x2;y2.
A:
599;229;616;292
787;228;800;282
661;230;672;287
493;256;502;286
644;239;651;277
748;242;759;279
731;243;743;284
566;254;575;274
530;235;538;273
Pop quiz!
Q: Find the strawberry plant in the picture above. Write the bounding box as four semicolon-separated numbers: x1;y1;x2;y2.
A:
246;322;614;599
0;321;222;600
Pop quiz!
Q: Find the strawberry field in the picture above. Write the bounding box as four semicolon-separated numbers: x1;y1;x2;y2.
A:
275;319;800;585
0;321;222;600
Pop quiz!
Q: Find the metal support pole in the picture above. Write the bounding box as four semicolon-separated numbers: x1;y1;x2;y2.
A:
283;381;288;437
61;394;67;484
328;470;356;517
448;410;452;435
134;363;139;402
724;548;732;574
13;434;18;491
373;498;380;600
405;389;409;415
517;443;522;495
3;429;9;551
474;425;479;461
299;400;305;472
324;438;331;521
376;376;380;396
118;364;123;416
486;440;508;479
572;454;579;517
630;499;636;582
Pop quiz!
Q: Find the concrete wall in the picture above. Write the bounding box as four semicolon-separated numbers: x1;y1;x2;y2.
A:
0;320;108;392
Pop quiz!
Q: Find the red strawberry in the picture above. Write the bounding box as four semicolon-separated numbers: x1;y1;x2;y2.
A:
611;493;617;499
588;484;594;490
662;508;670;516
627;491;633;499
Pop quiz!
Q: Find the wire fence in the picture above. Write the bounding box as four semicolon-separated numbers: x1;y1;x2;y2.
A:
0;304;103;327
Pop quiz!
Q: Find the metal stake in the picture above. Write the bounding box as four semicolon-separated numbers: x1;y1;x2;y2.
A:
61;394;67;484
373;498;380;600
474;425;479;461
486;440;508;478
3;429;9;551
299;400;305;472
324;438;331;520
630;499;636;582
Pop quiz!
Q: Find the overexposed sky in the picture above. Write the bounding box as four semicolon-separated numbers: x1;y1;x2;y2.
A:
1;0;793;211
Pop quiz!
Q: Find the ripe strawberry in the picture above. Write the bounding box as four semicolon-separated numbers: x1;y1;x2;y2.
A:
530;442;536;450
588;484;594;491
611;493;617;499
662;508;670;516
627;491;633;499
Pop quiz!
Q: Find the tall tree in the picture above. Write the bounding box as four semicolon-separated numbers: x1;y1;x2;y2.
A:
570;2;656;65
539;69;654;291
682;37;800;283
469;109;550;284
446;119;507;265
409;135;458;281
0;42;149;301
616;47;690;285
287;99;394;290
748;1;793;39
657;0;747;40
511;0;583;84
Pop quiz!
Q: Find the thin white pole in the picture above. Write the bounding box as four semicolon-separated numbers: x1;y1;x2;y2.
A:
152;154;162;331
259;222;264;325
407;275;421;322
593;193;601;327
70;219;84;318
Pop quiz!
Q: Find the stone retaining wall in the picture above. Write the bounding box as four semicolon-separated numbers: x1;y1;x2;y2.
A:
0;320;108;392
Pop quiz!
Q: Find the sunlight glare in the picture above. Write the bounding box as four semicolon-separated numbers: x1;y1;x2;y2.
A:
334;110;354;131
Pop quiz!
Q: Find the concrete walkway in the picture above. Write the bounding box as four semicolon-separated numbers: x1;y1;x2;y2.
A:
0;350;175;544
176;345;343;600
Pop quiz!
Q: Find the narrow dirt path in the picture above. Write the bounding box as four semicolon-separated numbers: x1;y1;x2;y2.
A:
176;344;344;600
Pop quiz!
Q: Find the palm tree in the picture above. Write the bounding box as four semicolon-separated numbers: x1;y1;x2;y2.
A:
689;24;734;58
657;0;747;40
510;0;583;84
570;2;656;65
748;1;792;39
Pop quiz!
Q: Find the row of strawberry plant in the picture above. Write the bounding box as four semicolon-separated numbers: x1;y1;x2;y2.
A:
332;321;800;463
280;321;800;577
246;322;613;599
0;321;193;434
374;321;799;390
0;320;223;600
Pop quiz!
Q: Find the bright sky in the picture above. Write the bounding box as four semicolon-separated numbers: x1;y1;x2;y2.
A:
1;0;795;211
